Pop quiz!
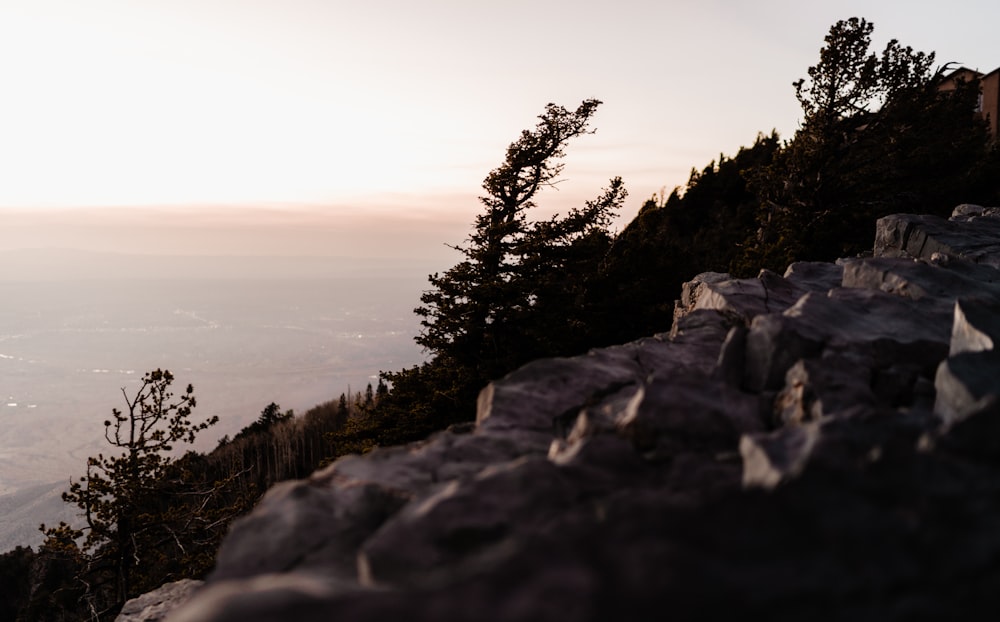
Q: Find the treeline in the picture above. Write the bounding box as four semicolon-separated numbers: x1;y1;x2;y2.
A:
0;381;381;621
345;17;1000;443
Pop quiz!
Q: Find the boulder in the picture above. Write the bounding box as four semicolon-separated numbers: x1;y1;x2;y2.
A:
117;579;203;622
783;261;844;293
840;256;1000;303
875;213;1000;267
950;298;1000;355
743;289;950;392
674;270;809;324
774;354;875;426
934;351;1000;426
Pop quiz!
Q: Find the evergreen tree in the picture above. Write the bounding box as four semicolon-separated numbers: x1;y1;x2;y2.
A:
415;99;622;387
234;402;294;439
42;369;221;618
366;100;625;441
336;393;349;423
745;17;998;268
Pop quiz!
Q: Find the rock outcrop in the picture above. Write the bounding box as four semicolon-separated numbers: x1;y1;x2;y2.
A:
168;206;1000;621
116;579;203;622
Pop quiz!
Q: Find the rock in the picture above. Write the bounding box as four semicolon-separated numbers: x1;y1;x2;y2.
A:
934;351;1000;425
743;312;824;392
615;373;763;459
211;476;408;583
841;256;1000;302
743;289;950;392
932;298;1000;426
774;354;875;426
674;270;808;325
950;299;1000;355
163;209;1000;621
475;350;642;435
740;422;821;489
741;408;932;489
166;574;349;622
875;213;1000;267
715;325;748;387
783;261;844;292
950;204;1000;221
211;423;563;583
357;457;589;587
674;271;731;318
117;579;203;622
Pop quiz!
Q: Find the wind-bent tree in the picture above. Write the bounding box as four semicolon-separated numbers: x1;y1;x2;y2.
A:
371;100;625;439
415;100;622;378
43;369;220;618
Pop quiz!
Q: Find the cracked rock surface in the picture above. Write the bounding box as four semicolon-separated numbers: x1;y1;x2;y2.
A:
166;205;1000;621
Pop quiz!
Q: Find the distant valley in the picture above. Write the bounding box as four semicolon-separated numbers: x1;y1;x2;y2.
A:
0;250;439;550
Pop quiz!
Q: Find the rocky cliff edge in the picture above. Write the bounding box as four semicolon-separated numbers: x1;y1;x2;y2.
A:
137;205;1000;621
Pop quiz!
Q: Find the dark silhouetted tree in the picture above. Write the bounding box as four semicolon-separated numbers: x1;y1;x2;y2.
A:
415;99;621;384
43;369;220;618
372;100;625;434
745;17;998;268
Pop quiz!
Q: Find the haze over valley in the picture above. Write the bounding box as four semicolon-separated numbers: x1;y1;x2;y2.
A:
0;207;463;550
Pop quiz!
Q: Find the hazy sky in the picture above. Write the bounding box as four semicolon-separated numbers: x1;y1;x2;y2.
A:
1;1;998;251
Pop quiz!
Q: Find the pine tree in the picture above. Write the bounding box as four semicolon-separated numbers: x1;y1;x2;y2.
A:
415;99;623;387
746;17;996;267
370;100;625;437
42;369;221;618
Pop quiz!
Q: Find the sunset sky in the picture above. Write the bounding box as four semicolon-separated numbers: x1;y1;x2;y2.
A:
1;0;998;254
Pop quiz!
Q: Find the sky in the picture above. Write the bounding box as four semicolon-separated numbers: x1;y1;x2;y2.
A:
0;0;998;256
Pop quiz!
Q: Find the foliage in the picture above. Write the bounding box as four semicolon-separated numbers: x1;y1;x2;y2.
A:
8;381;363;622
41;369;225;619
0;546;34;621
742;17;999;269
595;132;781;341
398;100;625;424
12;15;1000;621
0;542;86;622
791;17;933;129
232;402;294;440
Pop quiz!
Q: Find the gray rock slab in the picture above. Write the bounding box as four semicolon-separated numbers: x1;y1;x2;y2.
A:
950;204;1000;221
210;477;408;582
674;271;732;318
740;422;821;489
211;423;564;583
744;289;951;391
934;350;1000;425
783;261;844;293
665;309;737;375
117;579;203;622
742;408;932;489
475;349;643;435
950;299;1000;356
325;425;551;494
166;574;354;622
875;213;1000;268
774;354;875;426
678;270;809;324
616;373;763;459
841;256;1000;302
356;456;608;588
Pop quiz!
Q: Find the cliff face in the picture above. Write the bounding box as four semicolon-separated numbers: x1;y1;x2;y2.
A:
154;206;1000;621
